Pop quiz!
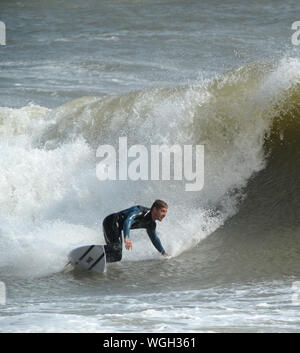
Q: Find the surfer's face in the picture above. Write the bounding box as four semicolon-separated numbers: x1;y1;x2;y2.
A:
152;206;168;222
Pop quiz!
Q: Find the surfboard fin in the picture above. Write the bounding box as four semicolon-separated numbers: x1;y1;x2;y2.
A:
62;261;74;274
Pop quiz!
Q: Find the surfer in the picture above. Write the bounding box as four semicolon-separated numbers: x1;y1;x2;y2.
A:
102;200;170;262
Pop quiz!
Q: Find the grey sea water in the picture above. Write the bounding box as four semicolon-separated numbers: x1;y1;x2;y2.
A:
0;0;300;332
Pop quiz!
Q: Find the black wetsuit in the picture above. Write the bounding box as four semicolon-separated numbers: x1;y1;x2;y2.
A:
103;205;166;263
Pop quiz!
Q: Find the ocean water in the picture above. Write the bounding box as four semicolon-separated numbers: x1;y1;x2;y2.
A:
0;0;300;333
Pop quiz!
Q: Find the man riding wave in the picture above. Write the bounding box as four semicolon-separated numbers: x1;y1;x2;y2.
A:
102;200;170;262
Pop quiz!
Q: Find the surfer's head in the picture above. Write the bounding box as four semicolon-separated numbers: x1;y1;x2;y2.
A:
151;200;168;222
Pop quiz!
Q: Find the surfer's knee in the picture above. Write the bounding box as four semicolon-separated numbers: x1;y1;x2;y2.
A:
114;243;122;261
116;252;122;262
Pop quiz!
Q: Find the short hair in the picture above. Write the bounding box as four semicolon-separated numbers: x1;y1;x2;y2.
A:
151;199;168;211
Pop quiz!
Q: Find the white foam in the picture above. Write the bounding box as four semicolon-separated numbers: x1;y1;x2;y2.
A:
1;58;300;277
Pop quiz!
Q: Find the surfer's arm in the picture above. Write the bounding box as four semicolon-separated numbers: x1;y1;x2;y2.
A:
123;207;141;250
146;228;166;255
123;207;140;238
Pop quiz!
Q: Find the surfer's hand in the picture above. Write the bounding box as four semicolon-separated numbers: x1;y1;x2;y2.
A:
162;252;171;257
124;237;133;250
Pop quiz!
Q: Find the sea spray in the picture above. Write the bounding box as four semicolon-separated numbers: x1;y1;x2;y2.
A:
1;58;300;276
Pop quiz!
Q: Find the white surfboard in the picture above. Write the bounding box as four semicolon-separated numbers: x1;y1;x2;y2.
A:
65;245;106;273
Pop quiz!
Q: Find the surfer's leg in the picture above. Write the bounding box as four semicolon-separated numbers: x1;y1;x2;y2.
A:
102;214;123;263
